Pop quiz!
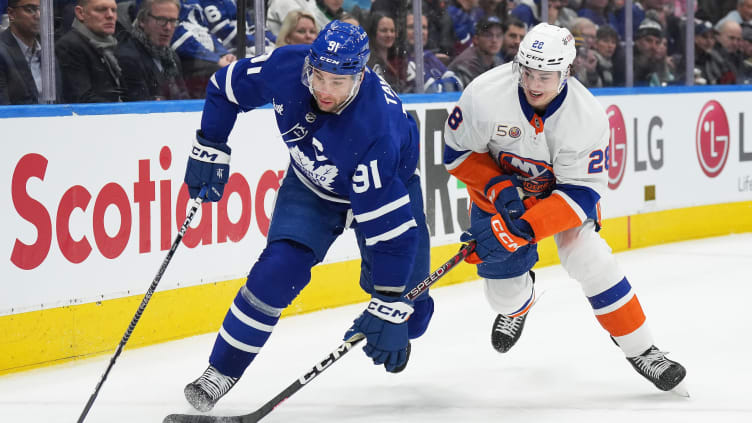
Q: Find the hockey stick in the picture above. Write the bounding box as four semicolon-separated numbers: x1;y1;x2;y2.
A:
77;187;207;423
163;241;476;423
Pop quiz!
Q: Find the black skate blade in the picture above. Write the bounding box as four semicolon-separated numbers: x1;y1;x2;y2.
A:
163;413;249;423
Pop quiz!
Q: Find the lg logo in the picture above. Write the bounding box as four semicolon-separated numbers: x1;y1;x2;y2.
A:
606;105;627;190
696;100;730;178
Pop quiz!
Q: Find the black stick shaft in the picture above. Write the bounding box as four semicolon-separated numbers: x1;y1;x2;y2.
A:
78;189;206;423
163;242;476;423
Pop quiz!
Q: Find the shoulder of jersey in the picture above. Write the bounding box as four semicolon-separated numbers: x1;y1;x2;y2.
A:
465;62;516;94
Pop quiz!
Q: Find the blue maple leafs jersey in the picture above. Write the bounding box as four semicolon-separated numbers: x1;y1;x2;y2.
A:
200;45;422;290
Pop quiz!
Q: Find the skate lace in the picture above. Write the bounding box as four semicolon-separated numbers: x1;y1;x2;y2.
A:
494;314;521;337
196;366;238;400
631;349;672;380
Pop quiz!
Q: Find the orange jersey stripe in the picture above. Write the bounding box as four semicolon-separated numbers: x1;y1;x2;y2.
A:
521;193;582;241
595;295;647;337
448;152;504;215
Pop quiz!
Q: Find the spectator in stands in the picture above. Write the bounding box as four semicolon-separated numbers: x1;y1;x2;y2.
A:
171;0;235;98
115;0;188;101
577;0;613;27
275;10;318;47
571;35;602;87
404;10;462;93
691;19;734;84
648;36;677;86
266;0;330;37
570;16;596;48
499;16;526;63
612;17;662;85
448;16;503;87
714;19;744;83
423;0;457;57
56;0;124;103
479;0;507;22
511;0;577;28
593;23;618;86
739;23;752;83
697;0;737;25
448;0;484;56
366;12;406;91
199;0;275;57
0;0;63;104
716;0;752;29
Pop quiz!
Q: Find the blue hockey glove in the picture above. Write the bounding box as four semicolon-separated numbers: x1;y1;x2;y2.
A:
484;175;525;218
460;209;534;263
184;131;231;202
345;290;413;372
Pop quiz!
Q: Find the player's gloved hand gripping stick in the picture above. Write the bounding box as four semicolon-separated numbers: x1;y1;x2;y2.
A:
162;242;476;423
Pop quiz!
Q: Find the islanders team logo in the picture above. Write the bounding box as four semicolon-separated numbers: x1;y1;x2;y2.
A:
696;100;730;178
606;105;627;190
498;152;555;194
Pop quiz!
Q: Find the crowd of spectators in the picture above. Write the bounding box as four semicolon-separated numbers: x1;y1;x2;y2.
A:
1;0;752;104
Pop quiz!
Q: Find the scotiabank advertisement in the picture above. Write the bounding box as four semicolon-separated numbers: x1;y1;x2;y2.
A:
3;90;752;316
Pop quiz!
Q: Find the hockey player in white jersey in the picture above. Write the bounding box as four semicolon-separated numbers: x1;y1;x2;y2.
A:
181;21;433;412
443;23;688;395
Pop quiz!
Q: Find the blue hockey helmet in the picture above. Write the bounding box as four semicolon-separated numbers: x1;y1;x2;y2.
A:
307;20;370;75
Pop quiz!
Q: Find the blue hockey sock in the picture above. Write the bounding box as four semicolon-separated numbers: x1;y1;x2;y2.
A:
209;240;317;378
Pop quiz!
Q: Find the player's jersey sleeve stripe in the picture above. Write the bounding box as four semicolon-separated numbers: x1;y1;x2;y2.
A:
556;183;600;219
365;219;417;246
443;145;471;169
219;326;262;353
230;302;275;332
520;192;583;242
224;61;239;105
247;67;262;75
354;195;410;222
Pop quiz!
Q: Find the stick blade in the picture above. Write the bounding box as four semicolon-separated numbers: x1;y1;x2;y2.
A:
163;413;245;423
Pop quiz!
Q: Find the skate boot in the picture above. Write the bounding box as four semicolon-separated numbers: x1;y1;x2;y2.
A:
491;312;528;353
627;345;687;394
387;342;411;374
184;365;239;412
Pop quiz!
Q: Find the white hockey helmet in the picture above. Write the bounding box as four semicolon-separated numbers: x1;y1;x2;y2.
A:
515;23;577;93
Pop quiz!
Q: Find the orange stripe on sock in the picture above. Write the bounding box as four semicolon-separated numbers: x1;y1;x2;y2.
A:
595;295;647;337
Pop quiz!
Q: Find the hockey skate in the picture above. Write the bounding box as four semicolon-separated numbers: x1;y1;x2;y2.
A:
491;312;528;353
184;365;239;412
627;345;688;396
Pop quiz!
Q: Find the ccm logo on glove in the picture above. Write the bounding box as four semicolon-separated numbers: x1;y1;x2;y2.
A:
491;214;521;252
366;297;414;324
191;142;231;164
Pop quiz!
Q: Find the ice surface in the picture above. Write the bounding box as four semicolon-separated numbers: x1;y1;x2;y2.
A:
1;234;751;422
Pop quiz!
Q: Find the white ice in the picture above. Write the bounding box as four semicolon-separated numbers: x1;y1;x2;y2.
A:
2;234;751;423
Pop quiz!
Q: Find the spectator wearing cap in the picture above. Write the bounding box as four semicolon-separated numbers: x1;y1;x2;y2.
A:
447;0;485;56
612;17;662;86
715;0;752;30
686;19;733;85
448;16;503;87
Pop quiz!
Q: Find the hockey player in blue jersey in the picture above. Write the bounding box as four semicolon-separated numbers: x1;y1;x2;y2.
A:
181;20;434;412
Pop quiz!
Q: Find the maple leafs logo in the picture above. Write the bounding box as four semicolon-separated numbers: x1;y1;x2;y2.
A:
289;146;338;191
